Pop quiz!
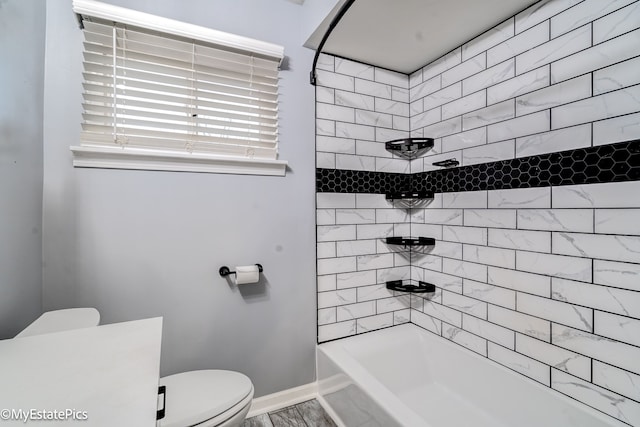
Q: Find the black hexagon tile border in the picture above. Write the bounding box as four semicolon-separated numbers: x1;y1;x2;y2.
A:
316;139;640;193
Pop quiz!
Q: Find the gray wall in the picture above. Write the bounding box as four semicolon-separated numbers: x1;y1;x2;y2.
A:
0;0;45;339
42;0;317;396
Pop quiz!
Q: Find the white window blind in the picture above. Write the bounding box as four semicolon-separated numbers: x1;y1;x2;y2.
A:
72;0;287;175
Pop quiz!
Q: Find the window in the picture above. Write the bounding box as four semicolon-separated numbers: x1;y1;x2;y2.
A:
72;0;287;176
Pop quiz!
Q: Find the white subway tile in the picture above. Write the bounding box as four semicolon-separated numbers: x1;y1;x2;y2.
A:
443;225;488;246
462;19;514;61
318;321;355;342
516;333;591;380
336;122;375;141
518;293;593;331
318;307;336;326
412;309;443;334
316;152;335;169
317;69;354;91
463;140;515;166
594;260;640;292
316;209;335;226
355;110;392;128
488;229;551;253
317;54;334;72
376;98;409;116
464;209;517;228
488;266;551;297
411;108;442;130
317;242;336;259
377;295;411;314
355;78;392;99
318;289;357;309
515;0;583;34
375;158;411;174
595;311;640;347
357;313;394;334
553;232;640;264
424;209;464;225
355;140;391;158
442;259;488;282
516;25;591;75
392;87;410;103
336;240;377;257
593;111;640;146
552;84;640;129
318;275;336;292
463;244;516;269
334;90;374;110
317;135;355;154
488;21;550;67
551;28;640;83
410;69;423;88
355;193;389;209
442;91;487;120
317;257;357;275
463;59;516;96
394;309;411;325
593;1;640;44
517;209;593;233
551;0;637;38
488;110;550;143
464;279;516;309
375;127;409;143
375;208;410;224
336;301;376;321
375;68;408;88
442;54;487;87
335;58;374;80
487;66;550;105
335;154;376;171
488;305;551;342
488;187;551;209
356;253;394;271
442;191;487;209
596;209;640;236
516;251;592;282
515;123;591;158
516;74;592;116
594;56;640;96
443;290;488;318
423;300;463;327
421;116;463;139
552;181;640;208
422;48;462;81
410;75;442;102
488;342;550;385
316;119;335;136
393;115;410;131
426;241;463;260
552;324;640;376
552;277;640;319
593;360;640;402
377;266;410;283
410;224;443;240
336;270;377;289
552;369;640;426
357;284;394;302
463;99;514;131
441;127;487;152
443;324;487;356
317;225;357;242
422;269;463;294
423;83;462;112
463;314;514;348
413;254;443;272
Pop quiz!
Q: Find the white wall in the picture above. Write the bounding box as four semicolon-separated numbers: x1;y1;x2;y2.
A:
0;0;45;338
42;0;318;396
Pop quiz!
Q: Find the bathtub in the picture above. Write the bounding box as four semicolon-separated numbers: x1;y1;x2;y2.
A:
317;323;625;427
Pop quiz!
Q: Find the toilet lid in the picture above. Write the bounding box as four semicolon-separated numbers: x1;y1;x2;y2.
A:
159;370;253;427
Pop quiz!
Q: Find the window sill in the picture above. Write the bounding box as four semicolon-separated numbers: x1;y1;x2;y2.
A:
70;146;288;176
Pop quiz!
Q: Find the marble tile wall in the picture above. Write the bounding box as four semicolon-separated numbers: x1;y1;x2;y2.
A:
316;0;640;424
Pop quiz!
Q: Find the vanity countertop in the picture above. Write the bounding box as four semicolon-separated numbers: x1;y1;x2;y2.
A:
0;317;162;426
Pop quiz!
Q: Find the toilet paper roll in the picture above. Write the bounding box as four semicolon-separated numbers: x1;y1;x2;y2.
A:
235;265;260;285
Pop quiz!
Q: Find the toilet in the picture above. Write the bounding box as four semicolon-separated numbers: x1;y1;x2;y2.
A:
15;308;254;427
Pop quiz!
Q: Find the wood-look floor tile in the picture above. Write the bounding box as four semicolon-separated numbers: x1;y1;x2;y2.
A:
295;399;337;427
242;413;274;427
269;407;307;427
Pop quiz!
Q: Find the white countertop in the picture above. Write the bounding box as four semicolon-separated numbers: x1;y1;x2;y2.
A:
0;317;163;426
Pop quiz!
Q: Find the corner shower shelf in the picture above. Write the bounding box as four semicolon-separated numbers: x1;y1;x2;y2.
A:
385;236;436;247
386;191;434;208
386;280;436;293
385;138;434;159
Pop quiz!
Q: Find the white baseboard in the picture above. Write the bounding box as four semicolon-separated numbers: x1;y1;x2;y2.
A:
247;382;318;418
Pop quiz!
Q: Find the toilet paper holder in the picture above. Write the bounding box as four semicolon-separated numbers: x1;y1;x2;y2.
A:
219;264;263;277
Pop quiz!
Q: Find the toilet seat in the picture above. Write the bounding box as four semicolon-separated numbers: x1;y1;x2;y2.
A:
159;370;253;427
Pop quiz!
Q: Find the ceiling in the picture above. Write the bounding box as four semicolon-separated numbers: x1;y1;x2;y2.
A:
306;0;538;74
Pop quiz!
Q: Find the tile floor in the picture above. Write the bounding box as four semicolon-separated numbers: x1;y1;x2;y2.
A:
242;399;337;427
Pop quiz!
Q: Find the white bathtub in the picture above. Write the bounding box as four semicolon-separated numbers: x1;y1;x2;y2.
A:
317;324;625;427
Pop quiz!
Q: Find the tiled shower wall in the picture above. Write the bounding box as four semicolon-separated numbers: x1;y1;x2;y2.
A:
316;0;640;424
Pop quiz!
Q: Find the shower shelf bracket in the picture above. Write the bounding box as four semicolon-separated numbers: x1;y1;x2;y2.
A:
386;280;436;293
